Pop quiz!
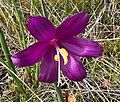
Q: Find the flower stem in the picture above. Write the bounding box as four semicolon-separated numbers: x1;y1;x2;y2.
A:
54;83;64;102
34;63;40;87
40;0;64;101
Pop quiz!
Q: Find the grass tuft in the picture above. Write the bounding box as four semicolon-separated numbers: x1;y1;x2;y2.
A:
0;0;120;101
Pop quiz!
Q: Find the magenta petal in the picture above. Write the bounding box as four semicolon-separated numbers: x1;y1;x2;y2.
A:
56;12;89;39
27;16;56;41
61;54;86;81
61;38;103;57
11;42;49;67
39;48;58;83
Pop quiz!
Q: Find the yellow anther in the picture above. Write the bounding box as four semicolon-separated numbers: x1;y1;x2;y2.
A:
54;55;60;62
54;48;69;65
63;56;68;65
59;48;68;57
59;48;68;65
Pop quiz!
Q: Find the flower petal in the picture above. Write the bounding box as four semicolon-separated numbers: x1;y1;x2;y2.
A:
39;48;58;83
27;16;56;41
61;38;103;57
61;54;86;81
11;42;49;67
56;12;89;39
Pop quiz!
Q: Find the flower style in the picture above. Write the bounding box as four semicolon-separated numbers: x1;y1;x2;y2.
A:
11;12;103;83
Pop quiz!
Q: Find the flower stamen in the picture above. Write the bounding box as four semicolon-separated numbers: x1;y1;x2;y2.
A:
54;55;60;62
54;45;69;86
55;47;61;87
59;48;68;65
54;48;69;65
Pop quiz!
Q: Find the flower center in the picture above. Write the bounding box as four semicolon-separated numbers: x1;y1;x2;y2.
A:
50;38;58;45
54;47;68;65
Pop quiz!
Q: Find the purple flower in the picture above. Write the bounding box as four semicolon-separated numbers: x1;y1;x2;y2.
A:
11;12;103;83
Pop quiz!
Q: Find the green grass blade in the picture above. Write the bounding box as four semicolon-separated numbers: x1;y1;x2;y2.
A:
0;58;43;101
0;27;28;98
0;27;16;73
12;0;26;49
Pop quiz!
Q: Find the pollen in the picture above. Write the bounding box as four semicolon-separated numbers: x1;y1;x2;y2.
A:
54;55;60;62
59;48;68;57
59;48;68;65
